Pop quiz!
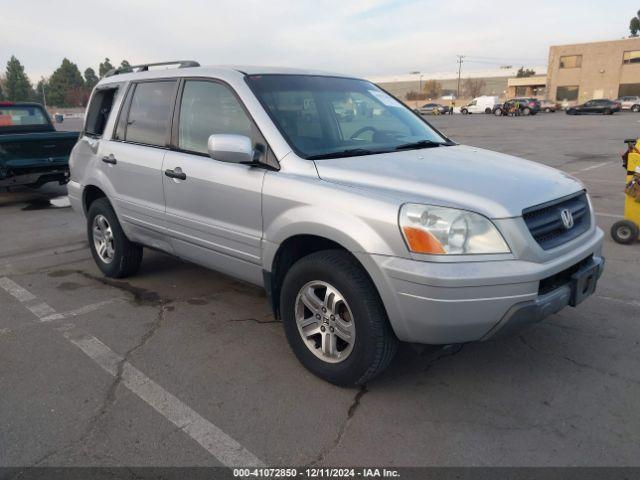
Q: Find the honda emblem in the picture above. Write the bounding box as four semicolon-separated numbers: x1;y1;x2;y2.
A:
560;209;574;229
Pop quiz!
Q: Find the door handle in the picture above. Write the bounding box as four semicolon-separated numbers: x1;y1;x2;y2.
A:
101;154;117;165
164;168;186;180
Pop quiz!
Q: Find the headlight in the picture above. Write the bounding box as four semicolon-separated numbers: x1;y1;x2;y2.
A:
399;204;510;255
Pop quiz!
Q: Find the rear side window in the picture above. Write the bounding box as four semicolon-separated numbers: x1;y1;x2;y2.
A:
124;81;176;147
178;81;252;154
85;87;118;137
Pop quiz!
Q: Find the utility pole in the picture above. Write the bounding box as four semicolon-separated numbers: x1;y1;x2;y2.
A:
41;77;47;110
456;55;465;99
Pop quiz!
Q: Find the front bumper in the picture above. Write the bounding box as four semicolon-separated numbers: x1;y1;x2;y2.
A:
362;227;604;344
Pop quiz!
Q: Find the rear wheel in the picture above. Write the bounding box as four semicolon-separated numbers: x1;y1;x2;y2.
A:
603;108;612;115
611;220;639;244
494;108;503;116
522;107;531;116
87;198;143;278
632;105;640;112
484;107;492;114
280;250;398;386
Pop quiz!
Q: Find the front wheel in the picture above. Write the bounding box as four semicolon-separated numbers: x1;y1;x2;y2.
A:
603;108;612;115
522;107;531;116
632;105;640;112
87;198;143;278
461;109;468;115
494;108;503;116
280;250;398;386
611;220;639;244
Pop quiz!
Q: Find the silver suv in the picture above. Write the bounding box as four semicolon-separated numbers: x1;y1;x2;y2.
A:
69;61;604;385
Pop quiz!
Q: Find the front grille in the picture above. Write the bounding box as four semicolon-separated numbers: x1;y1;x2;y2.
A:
522;192;591;250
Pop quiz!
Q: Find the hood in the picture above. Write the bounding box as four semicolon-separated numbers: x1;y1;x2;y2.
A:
313;145;583;218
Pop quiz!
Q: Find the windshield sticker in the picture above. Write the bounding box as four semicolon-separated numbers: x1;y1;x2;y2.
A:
368;90;401;107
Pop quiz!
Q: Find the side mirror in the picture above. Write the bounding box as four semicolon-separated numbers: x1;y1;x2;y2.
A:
207;134;254;164
207;134;280;170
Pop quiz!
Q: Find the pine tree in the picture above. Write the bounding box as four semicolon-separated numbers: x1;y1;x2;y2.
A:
99;58;114;77
47;58;86;107
84;67;99;89
4;56;33;102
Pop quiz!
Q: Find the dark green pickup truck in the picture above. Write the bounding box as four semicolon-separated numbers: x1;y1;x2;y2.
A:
0;102;78;189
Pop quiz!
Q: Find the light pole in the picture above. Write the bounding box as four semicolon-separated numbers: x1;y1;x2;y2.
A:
456;55;465;99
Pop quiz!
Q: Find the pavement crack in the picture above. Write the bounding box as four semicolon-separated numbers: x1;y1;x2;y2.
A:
31;302;172;466
228;317;280;325
309;384;368;466
519;335;640;386
421;344;464;373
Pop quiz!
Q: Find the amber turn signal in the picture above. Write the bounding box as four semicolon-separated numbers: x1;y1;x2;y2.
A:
402;226;446;254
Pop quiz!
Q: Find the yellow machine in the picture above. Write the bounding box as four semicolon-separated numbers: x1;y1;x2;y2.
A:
611;139;640;244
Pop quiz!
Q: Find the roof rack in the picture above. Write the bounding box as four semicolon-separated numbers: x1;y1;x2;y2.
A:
104;60;200;77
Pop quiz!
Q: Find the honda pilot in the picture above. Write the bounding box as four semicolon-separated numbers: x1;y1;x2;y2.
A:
69;61;604;385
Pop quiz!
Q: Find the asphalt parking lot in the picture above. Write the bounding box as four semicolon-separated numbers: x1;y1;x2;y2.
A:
1;112;639;467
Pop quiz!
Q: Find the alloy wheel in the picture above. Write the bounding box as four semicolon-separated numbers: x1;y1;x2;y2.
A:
92;214;115;263
295;280;356;363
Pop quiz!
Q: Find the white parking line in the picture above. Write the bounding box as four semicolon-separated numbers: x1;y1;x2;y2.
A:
568;161;614;174
40;298;124;322
598;295;640;308
61;328;265;467
1;275;265;467
595;212;624;219
0;277;36;302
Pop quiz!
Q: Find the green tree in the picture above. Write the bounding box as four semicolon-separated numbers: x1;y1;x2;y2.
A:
516;67;536;78
0;78;5;101
99;57;114;77
120;59;132;71
47;58;86;107
84;67;99;89
32;78;48;106
630;10;640;37
423;79;442;99
4;56;33;102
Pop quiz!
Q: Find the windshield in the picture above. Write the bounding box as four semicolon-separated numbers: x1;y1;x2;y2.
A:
0;105;50;129
246;75;449;159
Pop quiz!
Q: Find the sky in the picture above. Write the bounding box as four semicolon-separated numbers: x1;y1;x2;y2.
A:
1;0;638;82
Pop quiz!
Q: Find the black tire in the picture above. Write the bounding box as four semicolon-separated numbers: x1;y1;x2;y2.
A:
280;250;398;386
567;109;577;115
603;108;612;115
461;109;468;115
484;107;492;114
522;107;531;116
87;197;143;278
544;108;551;113
632;105;640;112
610;220;639;244
494;108;503;116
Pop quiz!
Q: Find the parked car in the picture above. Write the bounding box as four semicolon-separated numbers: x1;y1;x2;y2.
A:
616;96;640;112
493;98;541;116
566;99;621;115
460;96;498;114
69;62;605;385
540;100;557;113
0;102;78;189
414;103;450;115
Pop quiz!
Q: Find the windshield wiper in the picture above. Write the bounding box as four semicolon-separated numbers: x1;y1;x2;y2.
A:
394;140;448;151
307;148;381;160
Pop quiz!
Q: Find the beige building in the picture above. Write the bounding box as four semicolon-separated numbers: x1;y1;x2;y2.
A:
506;75;547;98
547;37;640;103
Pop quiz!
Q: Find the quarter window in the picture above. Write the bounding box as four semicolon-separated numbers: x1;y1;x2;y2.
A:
124;81;176;147
178;81;252;154
559;55;582;69
623;50;640;64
